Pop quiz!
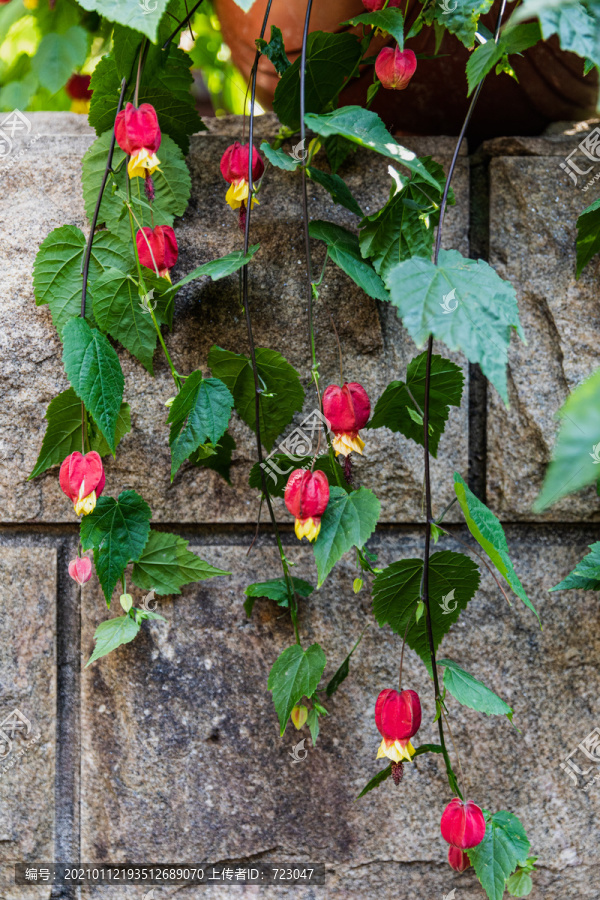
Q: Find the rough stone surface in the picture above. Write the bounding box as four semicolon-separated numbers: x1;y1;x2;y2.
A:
78;527;600;899
487;142;600;520
1;114;468;524
0;545;56;900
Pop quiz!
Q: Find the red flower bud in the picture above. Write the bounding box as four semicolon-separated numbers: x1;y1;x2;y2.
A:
220;141;264;212
375;46;417;91
115;102;161;179
448;846;471;872
68;556;92;585
136;225;178;279
441;798;486;850
284;469;330;542
65;73;92;101
59;451;105;517
322;382;370;457
374;689;421;764
362;0;402;7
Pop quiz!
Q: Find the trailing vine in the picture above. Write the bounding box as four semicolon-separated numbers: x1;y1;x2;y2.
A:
22;0;600;895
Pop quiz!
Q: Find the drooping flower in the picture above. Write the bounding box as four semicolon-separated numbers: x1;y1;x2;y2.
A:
115;102;161;179
68;556;92;585
322;382;370;457
375;46;417;91
220;141;264;211
284;469;330;543
441;798;487;850
375;688;421;763
136;225;178;280
448;846;471;872
59;451;105;516
65;73;93;114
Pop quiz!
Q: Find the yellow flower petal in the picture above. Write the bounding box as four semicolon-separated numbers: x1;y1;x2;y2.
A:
128;149;161;179
294;517;321;542
376;738;416;763
332;431;366;457
70;99;90;115
74;490;97;517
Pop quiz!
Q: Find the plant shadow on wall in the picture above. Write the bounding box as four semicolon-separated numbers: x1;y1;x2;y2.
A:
25;0;600;896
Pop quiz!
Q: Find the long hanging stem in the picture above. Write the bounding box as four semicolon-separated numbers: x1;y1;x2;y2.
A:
240;0;300;644
420;0;508;797
300;0;316;380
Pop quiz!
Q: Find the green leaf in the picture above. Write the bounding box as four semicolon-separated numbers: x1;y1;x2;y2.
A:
367;353;463;457
80;490;152;604
431;0;494;48
357;764;391;798
439;658;513;720
359;158;451;282
513;0;600;67
33;225;133;337
325;629;366;697
534;368;600;510
307;167;363;216
248;452;350;497
131;529;229;596
208;346;305;451
324;134;358;174
89;402;131;458
576;196;600;277
256;24;291;74
454;472;539;622
551;541;600;591
309;220;389;301
466;24;541;94
268;643;327;735
189;432;236;484
168;245;260;291
77;0;170;42
92;267;161;373
167;373;234;478
32;27;88;94
468;811;531;900
313;486;380;587
372;550;480;670
273;31;363;131
62;318;124;454
244;577;314;616
29;388;83;479
507;870;534;897
386;248;524;405
85;614;140;667
342;9;405;48
305;107;442;189
307;708;320;745
260;141;301;171
82;130;191;243
89;47;204;155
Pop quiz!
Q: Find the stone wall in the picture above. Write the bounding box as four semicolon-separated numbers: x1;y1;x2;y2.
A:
0;113;599;899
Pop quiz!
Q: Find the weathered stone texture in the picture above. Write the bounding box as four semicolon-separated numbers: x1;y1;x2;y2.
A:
1;114;468;525
0;545;56;900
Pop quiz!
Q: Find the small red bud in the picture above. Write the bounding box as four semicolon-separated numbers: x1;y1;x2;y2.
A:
68;556;92;585
441;798;486;850
375;46;417;91
65;73;92;101
448;846;471;872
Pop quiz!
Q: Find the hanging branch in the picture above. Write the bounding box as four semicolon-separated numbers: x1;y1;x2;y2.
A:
420;0;508;796
162;0;207;51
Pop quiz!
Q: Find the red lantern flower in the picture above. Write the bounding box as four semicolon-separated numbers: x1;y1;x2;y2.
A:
59;451;105;516
284;469;330;542
115;102;161;179
220;141;264;211
65;73;93;113
448;846;471;873
375;46;417;91
375;688;421;763
136;225;178;280
322;382;370;457
441;798;487;850
68;556;92;585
